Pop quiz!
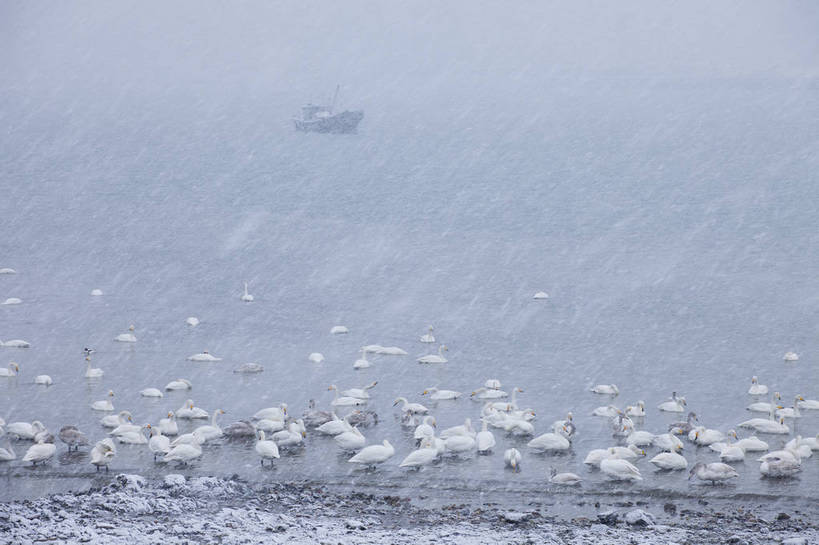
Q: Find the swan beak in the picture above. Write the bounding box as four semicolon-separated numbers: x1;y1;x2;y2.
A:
283;408;287;415
470;392;476;397
776;406;784;410
167;412;173;418
128;416;133;422
422;390;428;395
519;389;525;393
146;424;151;429
393;401;399;406
301;432;306;438
798;396;805;401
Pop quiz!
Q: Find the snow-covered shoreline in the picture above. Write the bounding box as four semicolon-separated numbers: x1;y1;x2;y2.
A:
1;474;815;545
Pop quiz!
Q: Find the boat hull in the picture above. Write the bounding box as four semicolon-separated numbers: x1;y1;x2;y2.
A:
294;110;364;134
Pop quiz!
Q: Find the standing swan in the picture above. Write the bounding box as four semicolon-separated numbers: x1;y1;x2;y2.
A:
256;430;280;465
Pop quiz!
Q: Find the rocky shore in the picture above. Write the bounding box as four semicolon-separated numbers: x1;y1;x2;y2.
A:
1;474;816;544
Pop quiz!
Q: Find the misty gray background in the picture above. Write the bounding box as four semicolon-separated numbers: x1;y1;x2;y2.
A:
1;1;818;506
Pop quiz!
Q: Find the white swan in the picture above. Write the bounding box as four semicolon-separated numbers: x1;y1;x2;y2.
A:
600;458;642;481
341;381;378;400
626;430;654;447
735;435;768;452
527;425;571;451
114;325;137;343
185;316;200;326
91;390;115;411
165;378;192;390
170;430;205;448
690;427;725;446
240;282;254;302
371;346;407;355
689;462;738;484
110;418;143;437
22;439;56;466
316;413;353;436
187;351;222;362
348;440;394;466
90;289;103;296
760;451;801;477
2;339;30;348
148;427;170;460
592;405;620;418
420;325;435;343
84;356;103;378
549;467;581;484
255;430;280;465
393;397;429;414
533;291;549;299
399;439;438;468
34;375;52;386
590;384;619;396
490;387;523;411
6;420;45;440
650;451;687;470
0;362;19;377
335;427;366;450
117;425;149;444
440;418;476;439
234;362;264;374
417;344;448;364
330;325;348;334
747;392;782;412
471;387;508;400
484;379;502;390
422;387;461;400
329;384;366;407
90;440;115;471
352;349;371;369
0;268;16;274
786;434;819;451
776;396;804;418
193;409;225;442
658;392;686;412
504;448;521;471
140;388;163;398
158;412;178;436
798;397;819;410
2;297;22;305
476;420;496;453
748;376;768;396
252;404;287;421
625;401;646;417
255;419;285;433
413;416;437;441
176;400;209;419
164;441;203;465
0;441;15;461
653;433;684;452
101;411;132;429
444;435;476;454
308;352;325;363
783;351;799;361
747;416;790;435
272;421;305;447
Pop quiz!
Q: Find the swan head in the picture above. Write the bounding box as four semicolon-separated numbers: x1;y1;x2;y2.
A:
328;385;338;391
688;462;705;479
796;395;805;401
129;324;135;332
258;430;265;440
10;362;19;372
515;387;524;393
393;397;406;406
428;325;434;331
566;412;573;421
751;376;758;384
637;401;645;409
106;390;114;397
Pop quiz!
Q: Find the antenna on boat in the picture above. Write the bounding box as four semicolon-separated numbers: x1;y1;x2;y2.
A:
330;84;340;114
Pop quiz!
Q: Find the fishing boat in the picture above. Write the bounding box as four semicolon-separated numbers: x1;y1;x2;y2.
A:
293;86;363;134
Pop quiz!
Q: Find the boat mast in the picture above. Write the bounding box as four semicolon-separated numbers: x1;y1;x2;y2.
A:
330;84;340;114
